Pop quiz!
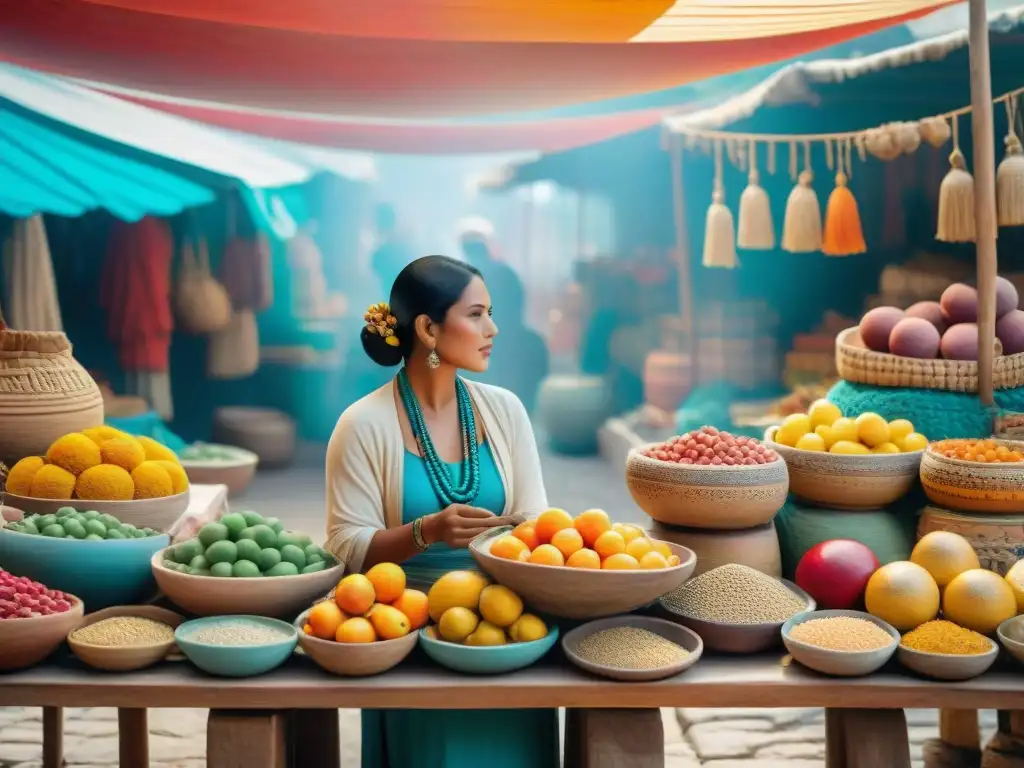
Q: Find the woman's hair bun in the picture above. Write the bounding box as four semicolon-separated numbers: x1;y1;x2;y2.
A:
361;326;405;367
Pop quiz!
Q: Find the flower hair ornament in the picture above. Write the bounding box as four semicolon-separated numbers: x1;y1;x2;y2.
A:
364;302;400;347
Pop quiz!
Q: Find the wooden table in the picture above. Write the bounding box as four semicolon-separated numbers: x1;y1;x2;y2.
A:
4;654;1024;768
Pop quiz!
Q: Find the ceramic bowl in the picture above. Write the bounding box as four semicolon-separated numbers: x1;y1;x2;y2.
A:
562;615;703;682
3;491;190;533
997;615;1024;665
897;639;998;681
782;609;899;677
151;549;343;618
294;608;417;677
625;446;789;529
0;526;168;610
920;441;1024;514
0;595;85;672
67;605;185;672
418;626;559;675
470;526;696;620
179;445;259;497
660;579;815;653
765;427;923;510
175;615;297;677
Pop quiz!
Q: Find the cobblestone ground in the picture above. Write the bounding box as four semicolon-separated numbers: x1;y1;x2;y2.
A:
0;705;1000;767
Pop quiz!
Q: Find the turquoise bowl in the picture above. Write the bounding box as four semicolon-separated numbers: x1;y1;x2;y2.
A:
418;625;559;675
175;616;297;678
0;527;169;611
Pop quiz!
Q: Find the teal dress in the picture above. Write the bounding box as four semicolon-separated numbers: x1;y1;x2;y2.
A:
361;443;560;768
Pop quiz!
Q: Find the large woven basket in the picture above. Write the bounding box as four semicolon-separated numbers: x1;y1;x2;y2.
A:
0;330;104;466
835;326;1024;393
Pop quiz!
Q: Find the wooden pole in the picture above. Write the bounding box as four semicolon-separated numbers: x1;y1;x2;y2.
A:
669;138;698;383
969;0;998;408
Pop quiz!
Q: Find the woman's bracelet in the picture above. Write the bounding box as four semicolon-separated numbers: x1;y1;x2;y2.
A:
412;517;429;552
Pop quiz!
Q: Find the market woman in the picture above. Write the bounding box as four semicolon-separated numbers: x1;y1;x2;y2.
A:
325;254;558;768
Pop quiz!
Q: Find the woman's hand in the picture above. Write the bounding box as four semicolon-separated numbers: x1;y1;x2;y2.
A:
422;504;508;548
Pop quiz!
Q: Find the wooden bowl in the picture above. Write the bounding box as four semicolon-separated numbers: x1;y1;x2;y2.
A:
294;608;417;676
67;605;185;672
997;615;1024;665
470;526;696;620
625;446;789;529
920;441;1024;514
4;491;190;533
179;446;259;497
897;639;998;681
765;427;923;510
659;580;815;654
562;615;703;682
151;549;344;618
0;595;85;672
782;610;899;677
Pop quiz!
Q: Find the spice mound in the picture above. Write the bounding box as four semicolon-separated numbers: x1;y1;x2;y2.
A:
663;564;806;624
573;627;689;670
184;620;293;646
789;616;893;652
70;617;174;647
901;620;993;656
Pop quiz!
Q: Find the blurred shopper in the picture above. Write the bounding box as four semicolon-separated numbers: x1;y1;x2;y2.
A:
370;203;413;295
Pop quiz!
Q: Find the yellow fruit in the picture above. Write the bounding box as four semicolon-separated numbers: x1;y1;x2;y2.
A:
887;419;915;444
795;432;826;452
5;456;45;496
534;508;573;544
602;553;641;570
855;413;890;448
76;464;134;501
508;613;548;643
478;584;523;628
667;554;681;567
438;606;479;643
465;620;507;646
910;531;980;588
391;589;429;630
573;509;611;548
1006;561;1024;613
155;460;189;495
81;426;129;447
870;442;900;454
423;626;440;641
611;523;643;543
565;548;601;569
639;551;669;570
814;424;837;449
335;574;376;615
511;522;540;551
625;536;655;561
775;413;811;446
100;437;146;472
808;399;842;429
897;432;928;453
46;433;102;476
130;461;174;499
491;535;530;561
29;464;76;500
829;417;859;444
335;617;376;643
864;561;940;632
136;436;180;464
368;603;411;640
366;562;406;604
528;544;565;566
943;569;1017;635
550;528;584;559
652;540;672;558
307;601;345;640
427;570;489;622
594;530;626;559
303;624;313;635
829;440;870;455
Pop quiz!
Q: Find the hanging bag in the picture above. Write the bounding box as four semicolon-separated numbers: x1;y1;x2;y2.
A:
207;309;260;380
174;238;232;334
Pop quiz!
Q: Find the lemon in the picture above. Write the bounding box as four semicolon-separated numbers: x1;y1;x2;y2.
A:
887;419;915;444
1005;561;1024;612
829;417;859;444
864;561;940;631
943;569;1017;635
855;413;891;448
795;432;826;452
814;424;837;449
478;584;524;628
508;613;548;643
871;442;901;454
427;570;489;622
465;620;507;646
829;440;870;455
910;531;980;587
808;399;842;429
438;606;479;643
897;432;928;453
775;413;811;446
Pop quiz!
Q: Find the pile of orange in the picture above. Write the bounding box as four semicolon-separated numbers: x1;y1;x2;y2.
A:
302;562;429;644
490;508;681;571
932;439;1024;464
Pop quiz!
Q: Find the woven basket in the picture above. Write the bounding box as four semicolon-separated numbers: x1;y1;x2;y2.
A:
0;330;104;466
920;441;1024;514
835;326;1024;393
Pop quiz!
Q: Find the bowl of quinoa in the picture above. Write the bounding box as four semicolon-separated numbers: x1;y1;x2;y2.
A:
782;609;899;677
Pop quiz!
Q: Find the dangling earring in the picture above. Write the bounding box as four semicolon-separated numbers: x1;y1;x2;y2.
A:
427;350;441;369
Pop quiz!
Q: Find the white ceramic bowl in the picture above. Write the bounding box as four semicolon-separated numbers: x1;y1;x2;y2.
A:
897;639;998;681
4;491;190;533
782;609;899;677
562;615;703;682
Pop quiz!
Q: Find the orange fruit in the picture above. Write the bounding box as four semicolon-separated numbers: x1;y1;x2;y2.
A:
528;543;565;567
625;536;655;561
365;562;406;604
307;600;346;640
652;539;672;558
565;548;601;569
511;522;540;551
534;508;574;544
303;623;313;635
666;555;681;567
550;528;584;559
612;523;644;544
639;551;669;570
573;509;611;548
335;617;376;643
491;535;530;561
594;530;626;560
368;603;412;640
391;588;430;630
602;553;641;570
335;573;376;616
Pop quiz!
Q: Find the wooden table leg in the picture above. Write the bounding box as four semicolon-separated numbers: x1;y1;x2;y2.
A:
118;708;150;768
208;710;287;768
289;710;340;768
563;708;664;768
824;708;911;768
923;710;981;768
41;707;62;768
982;710;1024;767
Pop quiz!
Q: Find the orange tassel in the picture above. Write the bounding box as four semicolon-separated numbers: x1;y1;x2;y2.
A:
823;171;866;256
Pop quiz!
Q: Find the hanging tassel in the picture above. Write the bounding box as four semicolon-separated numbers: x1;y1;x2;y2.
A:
782;141;822;253
936;116;976;243
702;140;737;268
737;139;774;250
997;95;1024;227
823;139;867;256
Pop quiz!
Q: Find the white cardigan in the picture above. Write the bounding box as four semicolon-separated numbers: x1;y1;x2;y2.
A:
325;378;548;573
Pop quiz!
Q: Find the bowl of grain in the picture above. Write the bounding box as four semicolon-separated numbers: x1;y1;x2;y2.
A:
67;605;185;672
898;620;998;681
996;616;1024;666
562;615;703;682
175;616;297;677
659;564;814;654
782;609;899;677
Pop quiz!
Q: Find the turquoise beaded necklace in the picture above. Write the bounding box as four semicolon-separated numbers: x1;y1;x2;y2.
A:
397;367;480;506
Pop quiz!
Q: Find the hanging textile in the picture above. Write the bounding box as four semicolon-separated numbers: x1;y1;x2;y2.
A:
219;236;273;313
2;215;63;332
287;230;330;320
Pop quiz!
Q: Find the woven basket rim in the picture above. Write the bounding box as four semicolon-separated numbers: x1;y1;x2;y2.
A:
628;443;785;472
0;330;71;355
924;438;1024;469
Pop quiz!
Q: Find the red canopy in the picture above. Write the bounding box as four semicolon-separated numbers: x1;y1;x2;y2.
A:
0;0;955;119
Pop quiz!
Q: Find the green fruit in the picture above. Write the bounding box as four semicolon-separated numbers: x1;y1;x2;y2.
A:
198;522;229;548
19;519;38;535
265;562;299;577
264;517;283;534
235;539;262;563
205;540;238;565
241;511;266;528
279;544;306;569
189;555;210;571
56;507;76;518
301;561;328;574
63;519;87;539
276;531;305;550
189;568;212;576
305;553;324;565
36;514;57;530
99;513;120;529
120;523;137;535
41;524;65;538
65;534;76;539
210;562;234;578
256;548;282;572
250;525;277;549
232;560;261;578
174;539;204;565
106;529;126;540
304;544;323;559
220;512;247;540
84;519;107;537
83;510;101;520
85;533;104;541
132;529;147;539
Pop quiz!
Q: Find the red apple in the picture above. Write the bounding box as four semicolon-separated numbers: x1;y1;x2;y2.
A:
794;539;880;610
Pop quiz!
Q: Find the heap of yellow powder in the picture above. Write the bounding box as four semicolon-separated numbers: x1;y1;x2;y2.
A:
901;620;993;656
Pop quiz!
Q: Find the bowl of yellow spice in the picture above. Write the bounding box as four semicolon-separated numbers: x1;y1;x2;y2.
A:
67;605;185;672
898;620;998;681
